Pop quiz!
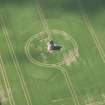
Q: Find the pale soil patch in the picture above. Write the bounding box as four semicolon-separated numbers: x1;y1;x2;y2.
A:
52;97;71;103
84;94;105;105
86;102;104;105
63;49;79;65
0;86;8;104
101;94;105;100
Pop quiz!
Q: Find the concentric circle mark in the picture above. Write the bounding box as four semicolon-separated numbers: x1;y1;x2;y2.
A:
25;29;79;67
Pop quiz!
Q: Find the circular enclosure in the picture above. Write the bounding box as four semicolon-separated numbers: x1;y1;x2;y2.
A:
25;29;78;67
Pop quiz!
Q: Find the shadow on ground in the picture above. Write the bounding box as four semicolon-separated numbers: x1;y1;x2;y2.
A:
0;0;105;15
39;0;105;14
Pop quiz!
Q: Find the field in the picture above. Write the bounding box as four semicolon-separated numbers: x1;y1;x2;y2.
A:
0;0;105;105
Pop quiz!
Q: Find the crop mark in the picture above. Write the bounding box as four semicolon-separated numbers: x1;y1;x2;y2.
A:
32;0;80;105
76;0;105;104
36;0;52;38
25;29;79;68
0;16;32;105
57;66;80;105
0;54;15;105
77;0;105;64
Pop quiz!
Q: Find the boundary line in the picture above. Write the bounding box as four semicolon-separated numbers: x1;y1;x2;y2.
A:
0;16;32;105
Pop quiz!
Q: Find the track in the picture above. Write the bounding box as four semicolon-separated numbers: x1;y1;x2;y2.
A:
0;16;32;105
77;0;105;64
0;1;80;105
0;54;15;105
28;0;80;105
57;66;80;105
36;0;52;38
25;29;79;67
76;1;105;104
24;30;79;105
